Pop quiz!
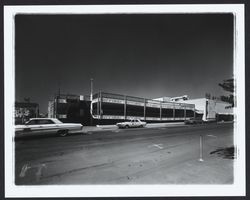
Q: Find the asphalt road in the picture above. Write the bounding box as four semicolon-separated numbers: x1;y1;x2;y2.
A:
15;123;234;185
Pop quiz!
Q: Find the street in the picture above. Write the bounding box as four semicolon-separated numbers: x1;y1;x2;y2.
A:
15;123;234;185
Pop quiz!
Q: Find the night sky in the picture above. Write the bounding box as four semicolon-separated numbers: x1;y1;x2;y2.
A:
15;14;234;114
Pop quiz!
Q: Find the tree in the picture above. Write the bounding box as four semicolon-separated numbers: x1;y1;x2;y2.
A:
218;79;235;107
218;79;234;93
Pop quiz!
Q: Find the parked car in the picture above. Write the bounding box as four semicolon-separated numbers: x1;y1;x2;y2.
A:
116;119;147;129
184;118;204;125
15;118;83;138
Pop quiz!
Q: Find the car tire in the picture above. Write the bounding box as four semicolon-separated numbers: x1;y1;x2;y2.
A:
125;125;129;129
58;129;68;137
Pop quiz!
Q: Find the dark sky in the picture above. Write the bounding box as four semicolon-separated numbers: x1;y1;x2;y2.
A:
15;14;234;113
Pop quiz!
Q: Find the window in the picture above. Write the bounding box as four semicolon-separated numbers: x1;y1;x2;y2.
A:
126;105;144;117
175;109;184;118
26;119;55;125
146;107;160;117
186;110;194;117
38;119;55;124
162;108;174;118
102;102;124;116
52;119;63;124
26;120;38;125
57;103;68;115
80;109;84;116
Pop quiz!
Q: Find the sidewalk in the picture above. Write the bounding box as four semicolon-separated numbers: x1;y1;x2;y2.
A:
82;122;185;133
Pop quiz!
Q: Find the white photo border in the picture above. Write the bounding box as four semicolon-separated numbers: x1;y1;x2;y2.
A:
4;4;245;197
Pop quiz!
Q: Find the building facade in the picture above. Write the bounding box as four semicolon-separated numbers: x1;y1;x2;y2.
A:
15;102;39;124
48;100;54;118
48;92;234;125
177;98;234;121
91;92;196;124
48;94;91;125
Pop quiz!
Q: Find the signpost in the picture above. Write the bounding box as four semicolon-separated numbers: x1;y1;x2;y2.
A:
199;135;204;162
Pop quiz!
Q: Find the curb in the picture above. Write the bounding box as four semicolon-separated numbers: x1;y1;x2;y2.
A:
87;122;186;132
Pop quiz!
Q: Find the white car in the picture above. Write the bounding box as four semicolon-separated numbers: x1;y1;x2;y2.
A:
15;118;83;138
116;119;147;129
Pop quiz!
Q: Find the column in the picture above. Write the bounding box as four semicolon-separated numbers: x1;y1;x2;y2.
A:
173;103;175;120
160;102;162;121
184;105;186;120
144;98;146;121
99;91;102;120
124;95;127;120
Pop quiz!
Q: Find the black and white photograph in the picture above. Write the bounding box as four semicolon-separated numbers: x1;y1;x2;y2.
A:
4;4;245;197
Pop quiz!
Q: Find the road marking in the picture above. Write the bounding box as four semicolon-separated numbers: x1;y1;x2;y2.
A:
148;144;164;149
35;164;47;181
158;128;166;130
207;134;217;138
19;163;47;180
19;164;31;177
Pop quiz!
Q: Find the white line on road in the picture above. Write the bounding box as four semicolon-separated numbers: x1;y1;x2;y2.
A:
148;144;164;149
112;130;121;133
36;164;47;181
207;134;217;138
19;164;31;177
157;128;166;130
19;163;47;180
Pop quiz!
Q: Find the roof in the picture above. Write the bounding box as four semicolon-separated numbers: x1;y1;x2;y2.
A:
29;118;57;120
195;110;204;114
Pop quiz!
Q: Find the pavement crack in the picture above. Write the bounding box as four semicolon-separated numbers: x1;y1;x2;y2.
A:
40;162;112;180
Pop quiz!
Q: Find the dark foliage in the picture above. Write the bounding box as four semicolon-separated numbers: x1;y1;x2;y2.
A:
218;79;235;107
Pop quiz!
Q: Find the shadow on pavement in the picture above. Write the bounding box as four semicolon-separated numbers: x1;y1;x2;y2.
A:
210;146;235;159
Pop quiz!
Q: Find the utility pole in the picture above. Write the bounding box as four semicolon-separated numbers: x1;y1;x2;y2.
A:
90;78;93;101
90;78;93;126
58;78;61;97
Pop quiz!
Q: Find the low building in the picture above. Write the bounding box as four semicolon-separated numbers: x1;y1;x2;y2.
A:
91;92;196;125
177;98;234;121
48;92;234;126
15;102;39;124
48;94;91;125
48;100;54;118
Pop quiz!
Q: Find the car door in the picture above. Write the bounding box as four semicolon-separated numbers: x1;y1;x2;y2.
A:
131;120;136;127
37;119;59;134
135;119;141;127
23;119;42;136
24;119;53;135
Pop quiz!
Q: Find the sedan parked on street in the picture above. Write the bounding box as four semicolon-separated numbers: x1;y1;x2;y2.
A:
116;119;147;129
15;118;83;138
